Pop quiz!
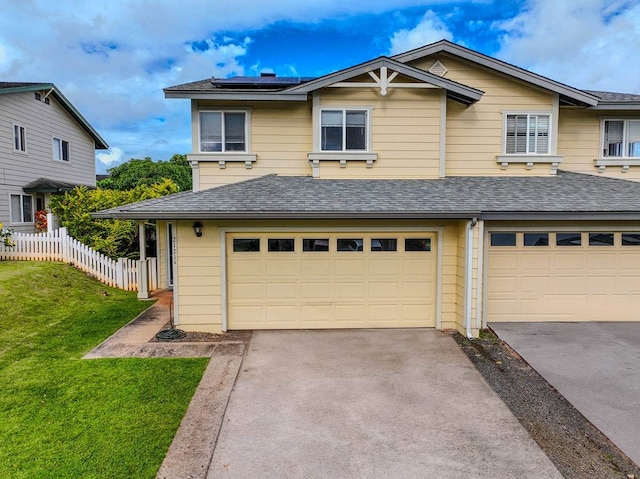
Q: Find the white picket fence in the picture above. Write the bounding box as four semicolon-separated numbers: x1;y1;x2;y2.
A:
0;227;157;292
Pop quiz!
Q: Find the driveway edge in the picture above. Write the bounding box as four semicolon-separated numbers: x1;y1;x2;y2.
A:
156;350;245;479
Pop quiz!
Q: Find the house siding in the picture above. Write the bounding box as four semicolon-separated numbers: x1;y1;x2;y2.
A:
0;91;97;231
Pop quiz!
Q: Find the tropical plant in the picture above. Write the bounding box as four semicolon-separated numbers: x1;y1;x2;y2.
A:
98;154;192;192
0;223;14;248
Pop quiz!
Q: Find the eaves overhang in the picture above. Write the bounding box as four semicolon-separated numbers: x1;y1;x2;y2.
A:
589;102;640;111
392;40;599;108
91;210;483;220
481;211;640;221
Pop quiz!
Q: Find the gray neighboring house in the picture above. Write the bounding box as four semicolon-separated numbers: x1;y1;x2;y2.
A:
0;82;108;232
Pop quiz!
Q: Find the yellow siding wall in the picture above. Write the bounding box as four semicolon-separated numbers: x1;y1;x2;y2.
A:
171;218;469;334
156;220;169;290
409;55;555;176
318;86;442;178
558;108;640;181
175;220;223;333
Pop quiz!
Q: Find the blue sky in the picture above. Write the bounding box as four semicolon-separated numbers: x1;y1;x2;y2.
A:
1;0;639;173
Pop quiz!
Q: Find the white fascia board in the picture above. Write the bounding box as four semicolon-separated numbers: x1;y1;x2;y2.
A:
590;103;640;111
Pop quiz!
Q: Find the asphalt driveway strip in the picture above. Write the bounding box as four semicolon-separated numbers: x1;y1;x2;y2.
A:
454;327;640;479
205;330;561;479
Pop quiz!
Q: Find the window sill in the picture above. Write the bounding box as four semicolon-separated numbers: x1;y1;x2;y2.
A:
595;158;640;173
308;152;378;178
496;155;563;174
187;153;257;169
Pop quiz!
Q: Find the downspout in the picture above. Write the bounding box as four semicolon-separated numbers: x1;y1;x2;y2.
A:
465;218;478;339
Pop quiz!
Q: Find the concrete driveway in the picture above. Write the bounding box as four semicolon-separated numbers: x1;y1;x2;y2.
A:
491;322;640;467
205;330;560;478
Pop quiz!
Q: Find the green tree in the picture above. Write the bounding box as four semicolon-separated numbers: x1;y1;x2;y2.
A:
98;154;192;191
49;180;178;259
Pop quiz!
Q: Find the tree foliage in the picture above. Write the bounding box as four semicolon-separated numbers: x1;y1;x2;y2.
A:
98;154;192;191
49;180;178;259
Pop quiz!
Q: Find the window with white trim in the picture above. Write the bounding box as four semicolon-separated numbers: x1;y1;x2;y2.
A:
199;111;247;152
321;109;368;151
10;194;33;223
53;137;69;162
602;120;640;158
505;114;550;154
13;124;26;152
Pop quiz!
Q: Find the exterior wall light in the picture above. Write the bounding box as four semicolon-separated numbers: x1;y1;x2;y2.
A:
192;221;203;237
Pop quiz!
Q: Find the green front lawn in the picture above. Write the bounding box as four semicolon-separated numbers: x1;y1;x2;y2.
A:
0;261;208;478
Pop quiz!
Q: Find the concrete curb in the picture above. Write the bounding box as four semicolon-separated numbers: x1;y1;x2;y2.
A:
156;351;245;479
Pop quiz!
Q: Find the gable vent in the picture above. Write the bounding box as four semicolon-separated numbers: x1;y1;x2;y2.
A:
428;60;448;77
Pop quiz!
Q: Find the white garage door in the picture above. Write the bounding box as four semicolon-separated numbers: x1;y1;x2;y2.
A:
488;231;640;322
226;232;436;329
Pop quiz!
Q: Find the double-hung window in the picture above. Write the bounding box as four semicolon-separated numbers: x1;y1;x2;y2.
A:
53;137;69;162
602;120;640;158
13;124;26;152
321;109;367;151
199;111;247;152
505;114;550;155
10;194;33;223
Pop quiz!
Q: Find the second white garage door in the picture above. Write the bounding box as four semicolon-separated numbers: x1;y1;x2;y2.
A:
226;232;436;329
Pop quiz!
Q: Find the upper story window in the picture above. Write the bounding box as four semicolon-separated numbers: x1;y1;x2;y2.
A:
321;109;367;151
10;194;33;223
13;124;26;152
505;113;550;155
602;120;640;158
199;111;247;153
53;137;69;162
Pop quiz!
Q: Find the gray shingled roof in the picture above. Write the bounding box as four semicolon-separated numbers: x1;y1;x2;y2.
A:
92;172;640;221
584;90;640;103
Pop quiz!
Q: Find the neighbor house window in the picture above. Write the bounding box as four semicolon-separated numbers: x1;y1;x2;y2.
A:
321;109;367;151
505;114;550;154
53;138;69;161
10;194;33;223
199;111;247;152
14;124;26;152
602;120;640;158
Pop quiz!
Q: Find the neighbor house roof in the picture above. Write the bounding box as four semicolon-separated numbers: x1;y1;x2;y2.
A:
92;172;640;221
0;82;109;149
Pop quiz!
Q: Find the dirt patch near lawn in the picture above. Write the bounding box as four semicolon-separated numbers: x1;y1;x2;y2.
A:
453;330;640;479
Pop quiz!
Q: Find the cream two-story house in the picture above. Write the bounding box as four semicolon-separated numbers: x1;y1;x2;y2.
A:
0;82;108;232
96;40;640;337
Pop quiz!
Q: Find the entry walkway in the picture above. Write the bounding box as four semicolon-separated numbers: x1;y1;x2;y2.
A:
491;322;640;467
204;330;560;479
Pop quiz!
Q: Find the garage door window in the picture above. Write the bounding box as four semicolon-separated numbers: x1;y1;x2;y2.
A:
233;238;260;252
372;238;397;251
490;233;516;247
524;233;549;246
303;238;329;251
622;233;640;246
589;233;614;246
405;238;431;251
556;233;581;246
337;238;363;251
268;239;295;252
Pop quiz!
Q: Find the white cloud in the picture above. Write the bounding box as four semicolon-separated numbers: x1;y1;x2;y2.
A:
97;147;125;167
388;10;454;55
494;0;640;92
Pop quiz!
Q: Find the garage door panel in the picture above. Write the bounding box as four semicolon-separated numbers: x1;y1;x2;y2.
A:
266;282;299;299
228;232;436;329
489;231;640;322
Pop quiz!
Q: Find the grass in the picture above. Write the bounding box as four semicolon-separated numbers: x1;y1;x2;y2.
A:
0;261;208;478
